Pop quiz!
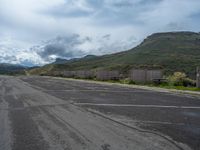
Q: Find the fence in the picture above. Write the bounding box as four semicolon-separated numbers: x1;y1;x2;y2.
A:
50;69;162;82
74;71;95;79
130;69;163;82
96;71;120;80
63;71;75;77
50;70;95;79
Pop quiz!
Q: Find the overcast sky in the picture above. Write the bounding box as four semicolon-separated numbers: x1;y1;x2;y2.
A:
0;0;200;66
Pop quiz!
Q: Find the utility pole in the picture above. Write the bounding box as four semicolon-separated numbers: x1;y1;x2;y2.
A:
197;67;200;88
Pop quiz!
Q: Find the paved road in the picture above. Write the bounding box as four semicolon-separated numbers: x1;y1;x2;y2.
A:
0;76;199;150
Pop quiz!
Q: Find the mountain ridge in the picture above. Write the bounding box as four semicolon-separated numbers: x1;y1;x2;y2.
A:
0;63;27;75
28;31;200;78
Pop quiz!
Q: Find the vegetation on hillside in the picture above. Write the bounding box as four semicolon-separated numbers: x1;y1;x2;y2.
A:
0;63;26;75
28;32;200;79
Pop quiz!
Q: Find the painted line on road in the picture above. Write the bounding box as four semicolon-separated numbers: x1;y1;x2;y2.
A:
74;103;200;109
42;89;155;93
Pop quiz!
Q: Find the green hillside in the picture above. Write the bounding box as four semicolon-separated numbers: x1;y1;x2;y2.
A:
29;32;200;78
0;63;26;75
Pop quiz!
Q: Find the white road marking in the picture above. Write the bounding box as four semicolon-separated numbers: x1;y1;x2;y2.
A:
74;103;200;109
42;89;155;93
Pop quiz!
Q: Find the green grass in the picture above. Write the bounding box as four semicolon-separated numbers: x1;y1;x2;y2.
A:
54;76;200;92
157;85;200;91
103;80;200;92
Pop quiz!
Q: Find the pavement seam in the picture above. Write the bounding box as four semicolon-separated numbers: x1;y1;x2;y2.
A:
80;107;186;150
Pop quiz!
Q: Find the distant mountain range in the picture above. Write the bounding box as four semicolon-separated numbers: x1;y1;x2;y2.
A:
17;32;200;78
0;63;26;75
52;58;68;64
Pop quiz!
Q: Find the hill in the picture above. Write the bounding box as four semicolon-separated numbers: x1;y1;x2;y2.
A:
28;32;200;78
0;63;26;75
52;58;68;64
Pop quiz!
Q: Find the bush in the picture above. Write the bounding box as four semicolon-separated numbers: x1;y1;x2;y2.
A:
120;78;136;84
167;72;195;87
182;78;196;87
128;80;136;84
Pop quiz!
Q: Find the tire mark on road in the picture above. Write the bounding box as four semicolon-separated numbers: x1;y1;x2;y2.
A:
2;77;50;150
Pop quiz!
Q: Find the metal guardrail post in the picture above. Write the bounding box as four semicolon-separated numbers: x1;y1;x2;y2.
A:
197;67;200;88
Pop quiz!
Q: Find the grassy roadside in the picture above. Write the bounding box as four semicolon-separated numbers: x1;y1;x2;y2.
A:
90;78;200;92
110;80;200;92
154;85;200;92
52;76;200;93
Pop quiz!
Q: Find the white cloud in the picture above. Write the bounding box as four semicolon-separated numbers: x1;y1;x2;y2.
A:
0;0;200;66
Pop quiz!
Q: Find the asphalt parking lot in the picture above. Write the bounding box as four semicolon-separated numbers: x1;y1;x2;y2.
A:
21;76;200;150
2;75;194;150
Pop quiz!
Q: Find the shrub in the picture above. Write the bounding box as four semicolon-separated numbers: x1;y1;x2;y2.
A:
120;78;136;84
128;80;136;84
167;72;195;87
182;78;196;87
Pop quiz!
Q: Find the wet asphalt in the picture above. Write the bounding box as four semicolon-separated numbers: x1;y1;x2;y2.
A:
21;76;200;150
0;76;200;150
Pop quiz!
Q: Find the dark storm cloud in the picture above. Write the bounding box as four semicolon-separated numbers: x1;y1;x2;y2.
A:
84;0;162;26
102;34;111;40
41;6;92;18
40;0;95;18
0;55;17;63
37;34;89;61
137;0;163;5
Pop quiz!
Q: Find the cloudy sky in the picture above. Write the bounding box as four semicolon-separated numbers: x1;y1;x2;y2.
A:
0;0;200;66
